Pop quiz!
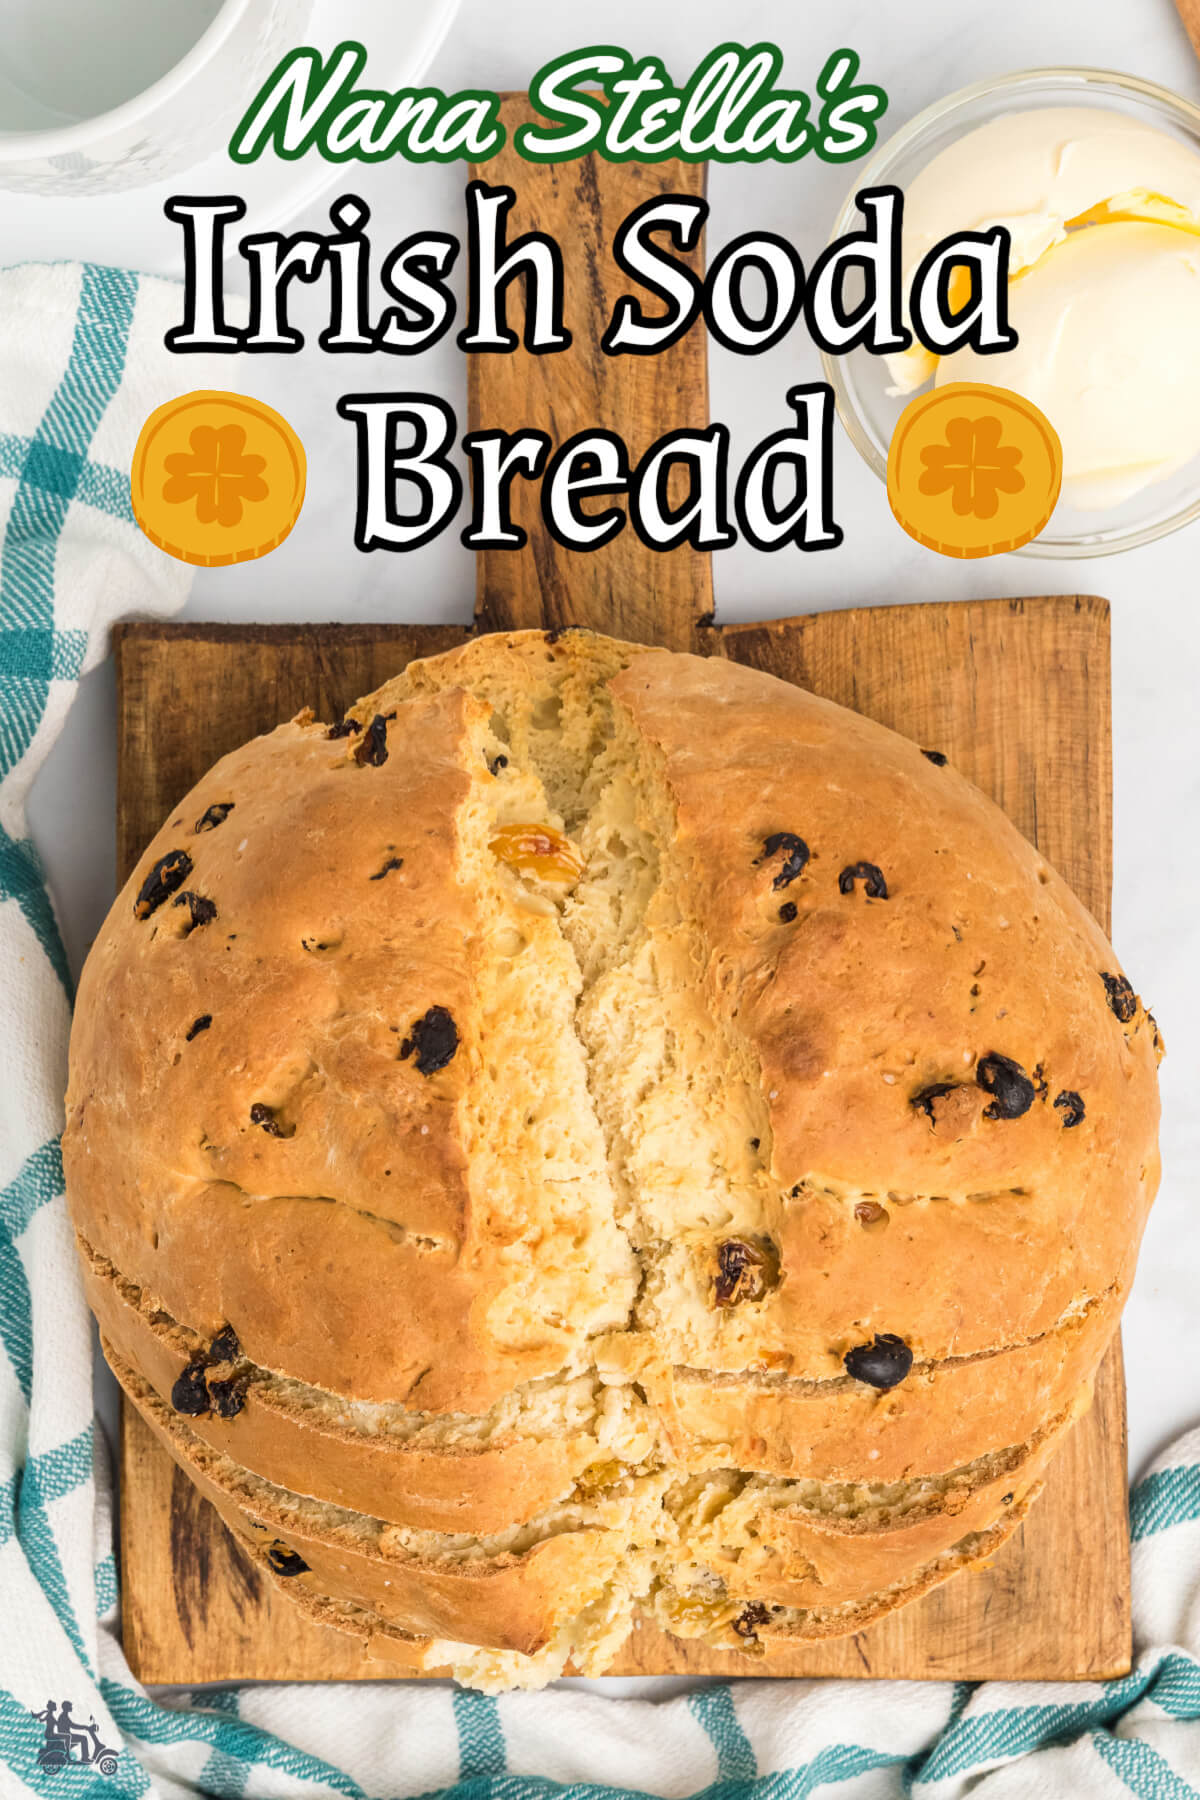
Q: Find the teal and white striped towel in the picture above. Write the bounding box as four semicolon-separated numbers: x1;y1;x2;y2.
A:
3;258;1200;1799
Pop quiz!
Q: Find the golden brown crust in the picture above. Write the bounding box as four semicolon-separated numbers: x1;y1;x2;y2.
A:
205;1526;439;1672
67;691;496;1406
609;650;1160;1371
66;628;1161;1686
65;680;634;1410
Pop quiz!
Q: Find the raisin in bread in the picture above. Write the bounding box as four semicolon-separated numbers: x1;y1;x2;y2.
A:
64;629;1161;1690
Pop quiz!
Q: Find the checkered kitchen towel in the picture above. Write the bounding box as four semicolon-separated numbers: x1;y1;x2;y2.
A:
3;258;1200;1798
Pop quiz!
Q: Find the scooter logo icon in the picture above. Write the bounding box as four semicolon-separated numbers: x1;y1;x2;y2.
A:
31;1701;119;1776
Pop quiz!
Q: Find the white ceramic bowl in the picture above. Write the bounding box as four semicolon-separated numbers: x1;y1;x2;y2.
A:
822;68;1200;558
0;0;314;194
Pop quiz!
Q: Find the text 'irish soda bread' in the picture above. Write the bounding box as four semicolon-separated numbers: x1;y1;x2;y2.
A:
64;629;1162;1689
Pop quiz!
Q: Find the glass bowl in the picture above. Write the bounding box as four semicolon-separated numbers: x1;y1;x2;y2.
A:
822;68;1200;558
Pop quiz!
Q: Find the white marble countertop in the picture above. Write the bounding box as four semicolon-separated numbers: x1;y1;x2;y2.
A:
14;0;1200;1488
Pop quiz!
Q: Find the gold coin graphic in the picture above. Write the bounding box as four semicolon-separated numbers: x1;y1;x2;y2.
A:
131;390;306;567
887;382;1063;559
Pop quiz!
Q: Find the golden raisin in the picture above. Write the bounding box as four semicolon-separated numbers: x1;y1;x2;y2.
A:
855;1201;889;1230
668;1593;728;1627
489;823;584;885
575;1458;622;1494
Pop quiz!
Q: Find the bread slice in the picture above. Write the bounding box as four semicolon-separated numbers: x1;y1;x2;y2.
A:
653;1285;1118;1484
656;1398;1076;1621
652;1499;1039;1658
107;1341;663;1660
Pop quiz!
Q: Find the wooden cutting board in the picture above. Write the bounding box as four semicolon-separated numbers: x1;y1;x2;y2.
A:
110;100;1130;1685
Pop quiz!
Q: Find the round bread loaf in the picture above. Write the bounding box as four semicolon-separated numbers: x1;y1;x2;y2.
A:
64;628;1162;1689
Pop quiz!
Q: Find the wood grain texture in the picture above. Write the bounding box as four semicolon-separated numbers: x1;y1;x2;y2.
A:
1175;0;1200;61
113;596;1131;1685
468;97;711;648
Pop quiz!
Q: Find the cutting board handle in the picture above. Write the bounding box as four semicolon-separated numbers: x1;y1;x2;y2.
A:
469;97;712;652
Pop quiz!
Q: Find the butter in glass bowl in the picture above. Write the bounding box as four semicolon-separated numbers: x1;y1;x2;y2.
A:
823;71;1200;557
